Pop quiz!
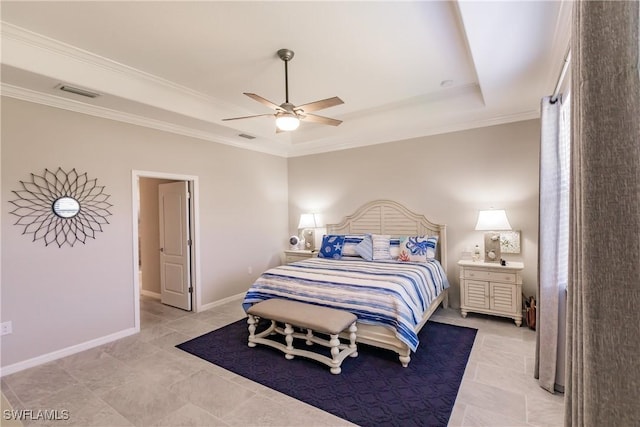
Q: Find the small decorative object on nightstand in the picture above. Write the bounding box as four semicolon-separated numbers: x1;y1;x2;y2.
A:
283;250;315;264
458;259;524;326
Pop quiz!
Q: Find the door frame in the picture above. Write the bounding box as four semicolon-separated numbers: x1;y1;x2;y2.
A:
131;170;202;331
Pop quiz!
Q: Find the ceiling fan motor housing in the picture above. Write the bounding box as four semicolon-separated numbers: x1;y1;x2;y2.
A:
277;49;295;62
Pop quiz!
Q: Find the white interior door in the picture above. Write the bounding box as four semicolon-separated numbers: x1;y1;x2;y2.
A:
159;181;192;311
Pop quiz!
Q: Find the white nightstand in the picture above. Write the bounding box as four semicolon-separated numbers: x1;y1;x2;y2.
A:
458;260;524;326
283;250;316;264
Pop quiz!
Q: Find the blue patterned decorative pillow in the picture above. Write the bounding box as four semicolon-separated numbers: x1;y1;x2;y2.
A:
342;235;365;257
398;236;438;262
318;235;346;259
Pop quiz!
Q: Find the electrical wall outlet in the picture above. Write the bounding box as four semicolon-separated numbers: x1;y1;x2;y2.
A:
1;321;12;336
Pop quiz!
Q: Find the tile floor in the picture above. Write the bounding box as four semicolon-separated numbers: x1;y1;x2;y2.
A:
2;296;564;426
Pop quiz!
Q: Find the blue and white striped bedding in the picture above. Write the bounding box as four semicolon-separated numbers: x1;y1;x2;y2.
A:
242;258;449;352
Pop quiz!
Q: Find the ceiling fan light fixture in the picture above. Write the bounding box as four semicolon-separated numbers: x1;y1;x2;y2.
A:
275;112;300;131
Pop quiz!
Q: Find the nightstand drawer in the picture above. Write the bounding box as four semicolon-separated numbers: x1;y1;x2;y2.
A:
283;250;315;264
464;269;490;280
490;272;516;283
464;269;516;284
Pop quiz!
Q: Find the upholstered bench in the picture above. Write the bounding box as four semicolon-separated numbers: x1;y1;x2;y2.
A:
246;299;358;374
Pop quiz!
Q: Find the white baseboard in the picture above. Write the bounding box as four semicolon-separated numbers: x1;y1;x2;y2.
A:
140;289;161;299
0;327;138;377
1;293;245;376
199;292;244;312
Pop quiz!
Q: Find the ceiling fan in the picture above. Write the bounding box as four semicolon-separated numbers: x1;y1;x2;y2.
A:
223;49;344;132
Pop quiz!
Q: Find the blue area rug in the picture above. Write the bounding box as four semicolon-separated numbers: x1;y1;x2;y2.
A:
177;318;476;427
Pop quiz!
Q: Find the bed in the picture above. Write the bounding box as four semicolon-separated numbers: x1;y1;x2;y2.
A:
243;199;449;367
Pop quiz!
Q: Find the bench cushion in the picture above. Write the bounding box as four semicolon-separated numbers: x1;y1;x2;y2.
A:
247;299;357;335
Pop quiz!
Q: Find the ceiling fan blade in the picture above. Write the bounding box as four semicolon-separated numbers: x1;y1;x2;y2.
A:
222;113;274;121
295;96;344;113
300;113;342;126
244;93;282;111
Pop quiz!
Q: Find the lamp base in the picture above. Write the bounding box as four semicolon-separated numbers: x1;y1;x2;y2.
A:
301;228;316;251
483;232;502;263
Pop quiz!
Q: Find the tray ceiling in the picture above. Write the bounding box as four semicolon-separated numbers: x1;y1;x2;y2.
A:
0;1;571;157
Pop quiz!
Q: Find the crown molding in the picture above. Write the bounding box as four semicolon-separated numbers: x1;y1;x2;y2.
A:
0;22;234;109
286;109;540;157
2;82;538;159
1;83;289;157
0;21;542;159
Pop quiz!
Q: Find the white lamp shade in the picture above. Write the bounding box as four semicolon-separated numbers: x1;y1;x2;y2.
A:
475;209;512;231
298;213;318;229
275;113;300;131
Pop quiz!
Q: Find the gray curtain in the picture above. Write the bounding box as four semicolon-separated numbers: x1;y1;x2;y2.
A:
536;96;569;393
566;1;640;426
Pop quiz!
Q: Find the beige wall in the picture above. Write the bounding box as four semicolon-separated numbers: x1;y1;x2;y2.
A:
287;119;540;307
1;97;288;367
0;95;540;370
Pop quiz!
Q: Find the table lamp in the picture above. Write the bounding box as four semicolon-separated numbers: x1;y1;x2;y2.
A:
475;209;512;263
298;213;319;251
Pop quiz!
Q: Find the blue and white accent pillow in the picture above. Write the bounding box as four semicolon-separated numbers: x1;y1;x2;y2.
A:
398;236;438;262
318;235;346;259
354;234;373;260
356;234;392;261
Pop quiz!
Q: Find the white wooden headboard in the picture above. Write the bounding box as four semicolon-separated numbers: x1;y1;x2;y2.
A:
326;199;447;273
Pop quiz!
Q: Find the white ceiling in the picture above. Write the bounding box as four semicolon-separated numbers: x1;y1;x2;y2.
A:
0;1;571;157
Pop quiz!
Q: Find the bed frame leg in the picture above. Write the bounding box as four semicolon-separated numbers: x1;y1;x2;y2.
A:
399;351;411;368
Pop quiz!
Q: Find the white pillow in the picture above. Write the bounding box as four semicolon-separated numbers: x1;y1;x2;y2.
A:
389;238;401;259
342;235;365;257
371;234;392;260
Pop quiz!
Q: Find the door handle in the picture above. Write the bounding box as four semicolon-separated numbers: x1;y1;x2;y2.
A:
160;248;164;252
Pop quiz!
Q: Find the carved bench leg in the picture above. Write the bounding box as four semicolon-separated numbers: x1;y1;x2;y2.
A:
247;314;257;347
348;322;358;357
329;334;341;374
284;323;295;360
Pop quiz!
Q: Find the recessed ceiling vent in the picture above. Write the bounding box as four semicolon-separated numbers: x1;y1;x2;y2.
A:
56;84;100;99
238;133;256;140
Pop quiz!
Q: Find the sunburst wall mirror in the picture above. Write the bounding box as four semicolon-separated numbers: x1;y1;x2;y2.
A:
9;168;113;248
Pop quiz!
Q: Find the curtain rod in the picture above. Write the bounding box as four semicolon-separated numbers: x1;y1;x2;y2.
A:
550;48;572;103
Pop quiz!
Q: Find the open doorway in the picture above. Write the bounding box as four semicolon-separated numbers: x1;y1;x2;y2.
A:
132;171;201;331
